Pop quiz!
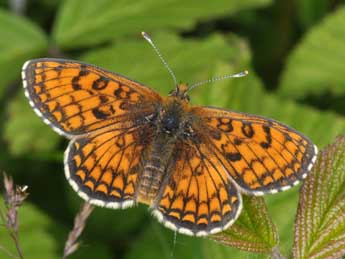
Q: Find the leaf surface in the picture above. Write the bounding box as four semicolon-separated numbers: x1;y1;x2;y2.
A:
53;0;272;49
293;136;345;259
211;196;279;254
0;9;48;96
279;7;345;99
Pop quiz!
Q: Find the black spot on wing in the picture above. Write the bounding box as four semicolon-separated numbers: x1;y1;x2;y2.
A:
226;152;242;162
92;76;109;90
241;122;254;138
92;108;110;119
260;125;272;149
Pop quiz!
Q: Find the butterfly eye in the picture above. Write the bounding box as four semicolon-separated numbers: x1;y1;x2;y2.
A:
162;116;179;133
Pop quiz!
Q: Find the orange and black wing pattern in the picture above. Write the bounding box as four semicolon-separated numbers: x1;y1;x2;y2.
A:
65;125;153;208
152;141;242;236
22;58;161;138
191;106;318;195
22;58;160;208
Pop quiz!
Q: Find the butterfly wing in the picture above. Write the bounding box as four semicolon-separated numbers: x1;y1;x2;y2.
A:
22;58;161;207
65;125;153;208
152;105;317;235
22;58;161;138
152;140;242;236
191;106;318;195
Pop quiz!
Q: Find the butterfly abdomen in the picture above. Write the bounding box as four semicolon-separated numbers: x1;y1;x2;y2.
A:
137;130;177;205
138;157;165;204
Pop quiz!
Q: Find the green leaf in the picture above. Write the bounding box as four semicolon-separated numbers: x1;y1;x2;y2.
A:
53;0;272;49
279;6;345;99
0;8;48;97
293;136;345;259
4;92;61;156
0;201;60;259
210;196;279;255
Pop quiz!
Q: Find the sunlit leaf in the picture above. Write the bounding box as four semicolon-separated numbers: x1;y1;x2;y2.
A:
293;136;345;259
279;6;345;99
0;8;48;97
211;196;279;255
53;0;272;49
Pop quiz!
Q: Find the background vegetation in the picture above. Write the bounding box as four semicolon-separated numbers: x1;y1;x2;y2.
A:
0;0;345;258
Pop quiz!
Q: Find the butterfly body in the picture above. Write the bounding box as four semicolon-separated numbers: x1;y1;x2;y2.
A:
137;120;177;205
22;58;318;236
138;93;194;204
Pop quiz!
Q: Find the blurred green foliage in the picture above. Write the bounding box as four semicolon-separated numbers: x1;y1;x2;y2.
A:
0;0;345;258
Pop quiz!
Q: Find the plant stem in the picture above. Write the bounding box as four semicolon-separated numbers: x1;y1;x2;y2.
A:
63;202;94;258
0;174;28;259
9;230;24;259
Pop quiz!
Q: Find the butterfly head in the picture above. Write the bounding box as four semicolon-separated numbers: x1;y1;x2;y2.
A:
168;83;190;101
158;96;193;136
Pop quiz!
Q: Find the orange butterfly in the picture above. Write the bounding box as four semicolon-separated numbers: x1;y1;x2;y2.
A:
22;32;317;236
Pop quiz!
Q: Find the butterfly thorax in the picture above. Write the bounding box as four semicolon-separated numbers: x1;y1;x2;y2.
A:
137;96;192;205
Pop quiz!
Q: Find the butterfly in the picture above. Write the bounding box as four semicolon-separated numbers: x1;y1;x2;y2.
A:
22;33;317;237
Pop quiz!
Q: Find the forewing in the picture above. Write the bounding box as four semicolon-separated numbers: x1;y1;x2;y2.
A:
65;124;152;208
22;58;161;138
191;106;318;195
152;141;242;236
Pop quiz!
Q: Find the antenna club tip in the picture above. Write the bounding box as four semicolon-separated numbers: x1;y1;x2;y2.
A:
244;70;249;75
141;31;153;43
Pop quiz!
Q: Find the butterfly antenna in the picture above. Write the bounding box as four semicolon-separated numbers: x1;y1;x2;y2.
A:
187;70;249;93
142;32;178;88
